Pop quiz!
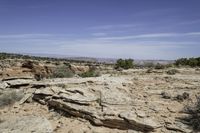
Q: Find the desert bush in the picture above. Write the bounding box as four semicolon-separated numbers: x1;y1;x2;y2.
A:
175;57;200;67
51;66;74;78
115;59;134;69
154;63;165;69
63;62;70;66
146;68;153;73
181;96;200;131
165;63;174;68
79;66;100;78
0;90;24;107
166;69;179;75
21;60;34;69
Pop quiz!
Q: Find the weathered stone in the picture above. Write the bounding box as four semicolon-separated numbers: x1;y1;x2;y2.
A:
0;115;53;133
35;88;55;96
18;93;32;104
166;122;192;133
0;81;8;90
2;76;34;81
101;87;132;105
119;111;161;131
5;79;33;88
136;110;146;118
34;86;161;132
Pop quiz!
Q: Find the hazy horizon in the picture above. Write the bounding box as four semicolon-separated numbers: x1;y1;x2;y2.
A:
0;0;200;60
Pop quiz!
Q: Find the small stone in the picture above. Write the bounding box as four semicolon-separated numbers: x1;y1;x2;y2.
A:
122;83;126;86
161;92;171;99
164;119;173;124
161;114;167;118
136;111;146;118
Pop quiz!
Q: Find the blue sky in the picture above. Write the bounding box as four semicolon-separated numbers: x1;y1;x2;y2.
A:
0;0;200;59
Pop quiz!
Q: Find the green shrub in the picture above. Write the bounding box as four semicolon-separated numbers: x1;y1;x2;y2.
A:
115;59;134;69
175;57;200;67
51;66;74;78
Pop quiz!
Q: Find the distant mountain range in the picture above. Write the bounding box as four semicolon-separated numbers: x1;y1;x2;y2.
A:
0;52;174;65
21;52;174;64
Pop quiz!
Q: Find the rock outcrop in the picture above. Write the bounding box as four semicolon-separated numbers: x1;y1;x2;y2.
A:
33;85;161;132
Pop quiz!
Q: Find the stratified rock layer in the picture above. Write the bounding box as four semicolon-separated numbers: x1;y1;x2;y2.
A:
33;80;161;132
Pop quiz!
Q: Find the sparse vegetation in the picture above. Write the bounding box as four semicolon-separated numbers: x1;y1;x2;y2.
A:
79;66;100;78
51;66;74;78
143;62;155;68
56;83;68;88
0;90;24;107
115;59;134;69
154;63;165;69
181;96;200;131
166;69;179;75
175;57;200;67
21;60;35;69
146;68;153;73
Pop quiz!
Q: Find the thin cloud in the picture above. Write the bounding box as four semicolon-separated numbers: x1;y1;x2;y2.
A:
59;40;199;59
131;8;178;17
179;19;200;25
91;32;107;37
98;32;200;40
0;34;72;39
88;24;141;30
0;34;53;39
186;32;200;36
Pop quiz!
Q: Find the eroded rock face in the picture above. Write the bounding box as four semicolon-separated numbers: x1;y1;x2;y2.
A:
0;115;53;133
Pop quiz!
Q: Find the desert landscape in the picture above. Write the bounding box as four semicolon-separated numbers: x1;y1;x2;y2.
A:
1;1;200;133
0;53;199;133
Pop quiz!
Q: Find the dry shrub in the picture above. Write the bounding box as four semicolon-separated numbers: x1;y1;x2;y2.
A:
79;66;100;78
180;96;200;131
0;90;24;107
51;66;74;78
166;69;179;75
